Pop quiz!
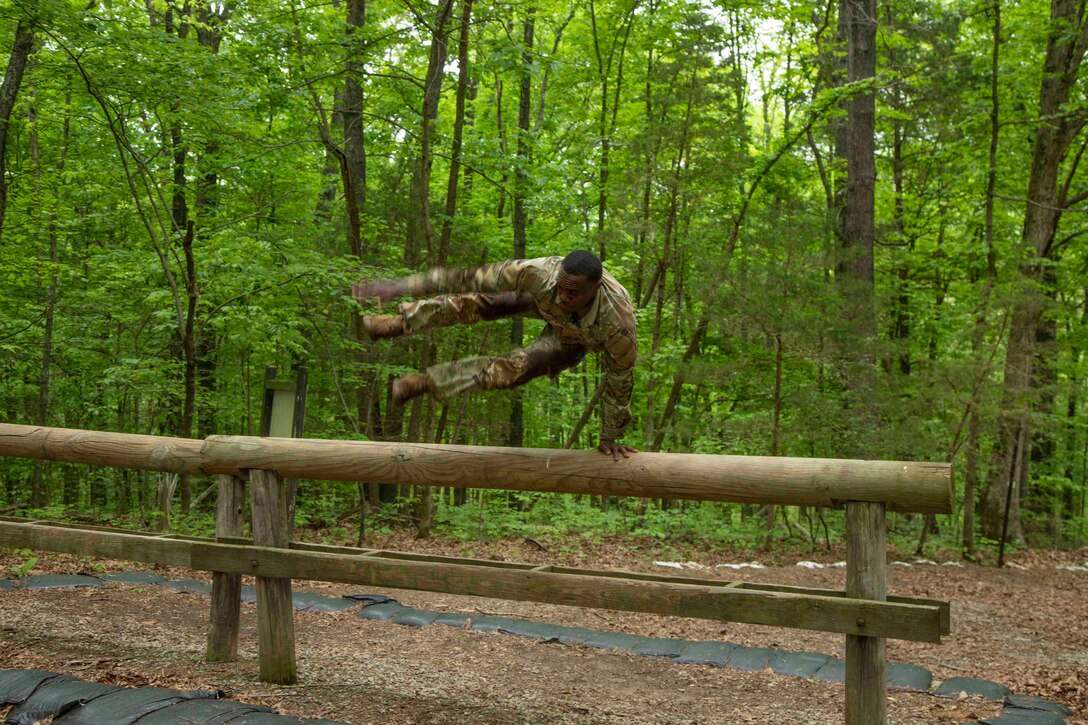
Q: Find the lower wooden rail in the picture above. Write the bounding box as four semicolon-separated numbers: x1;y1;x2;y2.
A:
0;516;945;644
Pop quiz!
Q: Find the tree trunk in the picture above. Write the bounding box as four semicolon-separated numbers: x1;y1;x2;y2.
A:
28;62;58;510
1062;292;1088;523
982;0;1088;541
290;2;361;255
764;333;785;537
408;0;455;267
884;5;911;378
179;220;198;514
963;0;1003;558
143;1;230;519
0;19;34;243
633;0;659;306
344;0;367;258
438;0;474;266
588;0;638;260
645;229;669;448
341;0;378;493
835;0;877;457
508;8;534;449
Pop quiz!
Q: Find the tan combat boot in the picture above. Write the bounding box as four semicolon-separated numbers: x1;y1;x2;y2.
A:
362;314;405;340
392;372;436;405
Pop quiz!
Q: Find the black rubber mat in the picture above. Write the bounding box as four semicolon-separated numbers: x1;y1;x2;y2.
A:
52;686;220;724
129;697;276;724
0;671;347;724
15;574;101;589
674;641;736;666
98;572;167;585
936;676;1012;700
769;650;830;677
7;678;122;724
981;708;1069;725
1004;694;1073;717
726;645;777;671
0;669;74;705
887;662;933;690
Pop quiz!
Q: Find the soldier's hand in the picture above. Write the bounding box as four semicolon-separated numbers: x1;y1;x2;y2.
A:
352;279;406;304
597;439;638;461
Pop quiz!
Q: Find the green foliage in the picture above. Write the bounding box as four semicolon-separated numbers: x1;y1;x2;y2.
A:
172;511;217;539
6;549;37;578
0;0;1084;553
435;493;806;551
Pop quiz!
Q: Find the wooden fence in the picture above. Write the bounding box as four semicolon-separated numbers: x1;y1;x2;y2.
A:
0;422;953;725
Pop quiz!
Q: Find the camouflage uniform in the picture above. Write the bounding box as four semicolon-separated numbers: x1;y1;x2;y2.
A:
396;257;637;441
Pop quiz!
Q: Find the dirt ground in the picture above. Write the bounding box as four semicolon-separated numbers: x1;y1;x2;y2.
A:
0;535;1085;724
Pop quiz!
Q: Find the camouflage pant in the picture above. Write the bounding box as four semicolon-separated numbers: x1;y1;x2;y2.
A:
398;292;586;402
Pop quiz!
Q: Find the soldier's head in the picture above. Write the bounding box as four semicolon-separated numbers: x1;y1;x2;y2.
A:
557;250;603;313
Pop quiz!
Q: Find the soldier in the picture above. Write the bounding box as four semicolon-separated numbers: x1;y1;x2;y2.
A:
352;250;638;459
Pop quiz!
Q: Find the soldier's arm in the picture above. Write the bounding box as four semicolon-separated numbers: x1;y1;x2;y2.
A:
598;324;638;459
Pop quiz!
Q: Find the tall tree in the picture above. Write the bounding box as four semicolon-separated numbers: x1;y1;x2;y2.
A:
145;0;231;518
0;18;35;242
343;0;367;259
834;0;878;457
588;0;638;260
509;7;535;448
407;0;455;267
963;0;1003;558
437;0;475;265
26;60;68;509
983;0;1088;545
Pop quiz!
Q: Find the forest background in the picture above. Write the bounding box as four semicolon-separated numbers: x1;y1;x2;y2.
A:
0;0;1085;560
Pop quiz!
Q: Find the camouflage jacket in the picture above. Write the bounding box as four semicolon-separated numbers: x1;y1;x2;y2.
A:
405;257;637;441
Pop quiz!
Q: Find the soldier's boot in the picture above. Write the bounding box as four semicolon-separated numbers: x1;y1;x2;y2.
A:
362;314;405;340
392;372;436;405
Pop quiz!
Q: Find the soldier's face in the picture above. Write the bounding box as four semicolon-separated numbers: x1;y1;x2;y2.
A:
556;271;601;314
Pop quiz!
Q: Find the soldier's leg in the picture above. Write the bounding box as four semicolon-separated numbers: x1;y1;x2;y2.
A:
400;292;537;335
386;294;545;403
424;327;585;401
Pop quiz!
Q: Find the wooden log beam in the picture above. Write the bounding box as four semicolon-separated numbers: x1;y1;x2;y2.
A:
0;516;951;635
0;423;207;473
189;540;944;643
0;519;193;567
0;424;953;513
0;518;946;643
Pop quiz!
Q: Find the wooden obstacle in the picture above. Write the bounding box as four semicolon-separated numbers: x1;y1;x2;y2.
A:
0;423;952;512
0;422;954;724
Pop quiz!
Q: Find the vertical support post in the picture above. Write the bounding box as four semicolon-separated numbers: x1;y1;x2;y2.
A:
261;365;304;540
250;467;297;684
845;501;887;725
285;363;307;541
206;473;245;661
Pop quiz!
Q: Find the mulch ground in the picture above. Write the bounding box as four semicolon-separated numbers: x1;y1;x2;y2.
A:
0;534;1085;724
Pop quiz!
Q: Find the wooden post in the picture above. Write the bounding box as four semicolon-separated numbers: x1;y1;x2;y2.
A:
261;366;305;540
206;473;245;661
250;468;297;684
845;501;887;725
286;363;307;541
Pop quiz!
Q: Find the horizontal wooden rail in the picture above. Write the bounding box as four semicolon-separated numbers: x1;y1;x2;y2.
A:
0;423;953;513
0;518;945;643
0;520;948;636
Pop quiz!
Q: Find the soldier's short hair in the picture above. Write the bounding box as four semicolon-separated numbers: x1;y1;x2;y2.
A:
561;250;603;282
